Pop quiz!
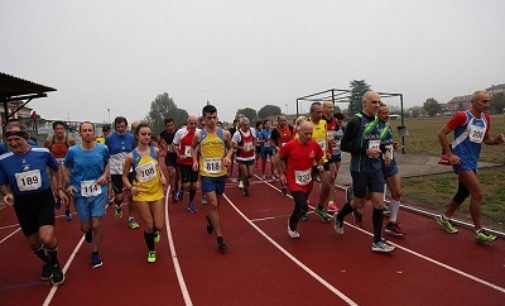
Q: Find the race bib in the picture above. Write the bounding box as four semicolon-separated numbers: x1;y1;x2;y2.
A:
243;141;253;152
326;131;334;141
204;158;222;174
136;161;157;183
469;124;485;143
368;139;380;150
184;146;192;157
15;170;42;192
295;168;312;186
81;180;102;197
385;144;394;160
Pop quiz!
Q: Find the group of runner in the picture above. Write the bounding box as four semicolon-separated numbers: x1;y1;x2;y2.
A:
0;89;503;286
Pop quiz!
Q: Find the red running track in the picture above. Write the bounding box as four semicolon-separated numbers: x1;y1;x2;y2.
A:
1;169;504;305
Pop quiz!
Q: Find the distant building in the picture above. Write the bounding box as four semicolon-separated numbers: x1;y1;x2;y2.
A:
487;84;505;96
446;95;472;112
0;101;33;126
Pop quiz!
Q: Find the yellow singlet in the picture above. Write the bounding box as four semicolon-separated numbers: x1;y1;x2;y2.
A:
199;129;227;177
295;119;328;163
132;147;164;202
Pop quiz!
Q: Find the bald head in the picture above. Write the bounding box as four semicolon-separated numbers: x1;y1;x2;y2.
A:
470;90;491;113
323;101;334;116
298;121;314;144
362;91;381;116
240;117;251;131
187;115;198;131
472;91;491;103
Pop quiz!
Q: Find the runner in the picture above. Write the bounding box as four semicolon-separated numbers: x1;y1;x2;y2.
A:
322;101;339;212
106;116;140;229
173;116;199;212
299;102;332;223
96;124;111;144
0;121;67;285
159;118;179;203
123;123;166;263
334;91;396;253
63;121;110;268
232;117;256;197
378;104;405;237
436;90;504;243
192;104;234;251
258;119;275;180
254;121;264;169
197;116;208;206
44;120;76;221
270;115;293;195
275;121;324;239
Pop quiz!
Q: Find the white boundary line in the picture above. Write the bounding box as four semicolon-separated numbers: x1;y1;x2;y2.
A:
164;187;193;306
42;236;85;306
222;193;358;306
257;177;505;295
0;227;21;245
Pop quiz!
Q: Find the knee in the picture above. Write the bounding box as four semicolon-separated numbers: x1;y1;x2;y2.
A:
471;188;484;202
39;231;54;245
391;190;402;201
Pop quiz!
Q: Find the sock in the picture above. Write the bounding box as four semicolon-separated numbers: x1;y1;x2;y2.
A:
32;244;49;263
189;188;196;202
337;202;354;222
389;200;400;223
45;244;59;266
317;204;324;211
143;232;155;251
373;208;384;242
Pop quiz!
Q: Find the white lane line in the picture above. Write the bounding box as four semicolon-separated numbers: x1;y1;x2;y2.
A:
222;193;358;306
258;176;505;295
42;236;85;306
0;223;20;230
0;227;21;245
164;187;193;306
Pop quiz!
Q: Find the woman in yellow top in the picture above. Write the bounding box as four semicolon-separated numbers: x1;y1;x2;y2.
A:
123;123;166;263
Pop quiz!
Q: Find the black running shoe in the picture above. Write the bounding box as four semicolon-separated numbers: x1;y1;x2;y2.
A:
244;188;250;197
40;262;53;281
281;187;288;196
205;215;213;234
217;236;227;251
51;264;65;286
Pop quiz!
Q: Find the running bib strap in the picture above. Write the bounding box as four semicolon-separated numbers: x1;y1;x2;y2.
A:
81;180;102;197
15;170;42;192
294;168;312;186
136;161;157;183
204;158;222;174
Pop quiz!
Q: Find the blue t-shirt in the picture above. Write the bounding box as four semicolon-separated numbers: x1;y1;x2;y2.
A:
64;144;110;198
259;129;272;152
106;132;135;175
0;147;59;196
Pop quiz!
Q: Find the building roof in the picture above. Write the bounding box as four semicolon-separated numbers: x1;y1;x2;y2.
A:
0;72;56;101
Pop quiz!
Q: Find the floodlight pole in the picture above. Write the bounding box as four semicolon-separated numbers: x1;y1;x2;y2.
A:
400;94;405;154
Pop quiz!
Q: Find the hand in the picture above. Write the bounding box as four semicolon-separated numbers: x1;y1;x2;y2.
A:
393;141;400;150
95;175;107;185
222;156;232;168
384;151;392;167
58;190;69;205
317;165;324;173
366;148;381;159
448;154;461;165
279;174;287;185
496;134;505;144
192;161;199;172
160;175;167;187
130;186;140;196
65;186;77;196
3;193;14;206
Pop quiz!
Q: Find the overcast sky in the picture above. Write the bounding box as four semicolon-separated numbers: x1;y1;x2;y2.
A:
1;0;504;123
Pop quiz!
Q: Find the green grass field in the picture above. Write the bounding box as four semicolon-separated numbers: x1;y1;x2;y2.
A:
388;114;505;231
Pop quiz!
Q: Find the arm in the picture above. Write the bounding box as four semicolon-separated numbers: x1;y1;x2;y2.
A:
438;125;460;165
0;184;14;206
340;118;365;154
154;147;166;186
122;154;138;195
223;130;234;167
191;131;201;172
43;135;52;148
274;151;287;186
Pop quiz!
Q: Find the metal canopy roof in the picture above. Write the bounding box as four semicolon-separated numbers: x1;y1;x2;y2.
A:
0;72;56;102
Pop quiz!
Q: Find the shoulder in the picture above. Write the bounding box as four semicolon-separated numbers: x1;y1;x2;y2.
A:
31;147;51;154
0;152;14;162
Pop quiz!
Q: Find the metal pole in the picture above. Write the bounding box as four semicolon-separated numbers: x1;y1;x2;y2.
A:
400;94;405;154
296;99;299;117
331;89;336;109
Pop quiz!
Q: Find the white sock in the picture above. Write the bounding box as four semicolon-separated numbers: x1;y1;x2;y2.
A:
389;200;400;223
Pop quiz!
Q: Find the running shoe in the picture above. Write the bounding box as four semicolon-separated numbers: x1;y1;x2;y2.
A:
301;213;309;222
371;239;396;253
205;215;213;234
40;262;53;281
51;264;65;285
353;209;363;228
147;251;157;263
115;205;123;219
383;203;391;216
238;180;244;189
243;188;250;197
201;196;208;205
91;252;103;268
281;187;288;196
436;215;458;234
314;207;331;223
327;201;338;212
334;216;344;234
54;199;61;210
287;222;300;239
128;218;140;229
176;186;184;201
154;231;160;243
217;236;228;251
64;210;72;221
85;230;93;243
186;202;197;213
474;229;497;244
385;222;405;237
107;197;114;206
